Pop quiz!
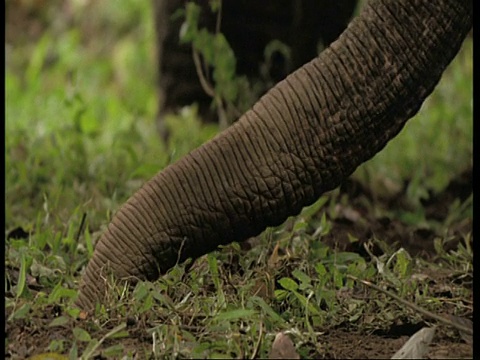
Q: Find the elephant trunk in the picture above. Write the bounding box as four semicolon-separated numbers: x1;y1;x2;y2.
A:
76;0;472;310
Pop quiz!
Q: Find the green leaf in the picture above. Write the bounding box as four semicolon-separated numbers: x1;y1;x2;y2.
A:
324;252;362;266
274;289;288;301
48;283;78;303
214;308;256;321
69;342;78;360
103;323;129;340
133;281;149;301
195;29;215;63
66;307;81;319
80;339;100;359
49;316;70;327
315;263;327;278
103;344;124;357
347;233;359;243
9;303;31;320
292;269;312;286
139;293;154;313
249;296;286;325
331;267;345;289
278;277;298;292
209;0;221;12
301;196;329;220
318;211;331;236
393;248;413;278
47;339;65;353
293;219;308;232
16;252;27;298
109;330;130;339
180;2;201;43
291;290;321;316
72;327;91;342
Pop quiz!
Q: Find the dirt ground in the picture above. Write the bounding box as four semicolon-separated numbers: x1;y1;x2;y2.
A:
322;168;472;257
317;329;472;359
5;169;472;359
5;306;473;359
5;319;473;359
314;168;473;359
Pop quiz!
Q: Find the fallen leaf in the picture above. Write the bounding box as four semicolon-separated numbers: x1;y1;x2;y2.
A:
391;327;436;359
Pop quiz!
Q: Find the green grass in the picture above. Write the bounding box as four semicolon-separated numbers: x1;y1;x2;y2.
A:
5;2;472;359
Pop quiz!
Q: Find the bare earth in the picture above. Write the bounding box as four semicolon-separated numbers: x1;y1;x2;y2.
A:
5;169;472;359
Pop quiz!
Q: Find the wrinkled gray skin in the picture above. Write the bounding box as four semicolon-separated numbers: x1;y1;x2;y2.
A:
153;0;358;136
76;0;472;311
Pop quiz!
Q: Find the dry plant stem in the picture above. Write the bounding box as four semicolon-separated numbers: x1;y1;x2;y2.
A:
192;48;229;129
215;0;222;34
191;4;241;129
81;323;127;359
192;48;216;98
250;322;263;360
347;275;473;336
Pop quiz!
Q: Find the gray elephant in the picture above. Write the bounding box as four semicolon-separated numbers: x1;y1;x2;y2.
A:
153;0;358;138
76;0;472;310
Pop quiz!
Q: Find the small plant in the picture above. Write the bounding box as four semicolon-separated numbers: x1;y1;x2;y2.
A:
178;1;254;129
178;1;292;130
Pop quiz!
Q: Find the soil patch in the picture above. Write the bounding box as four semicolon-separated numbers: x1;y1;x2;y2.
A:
5;170;472;359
